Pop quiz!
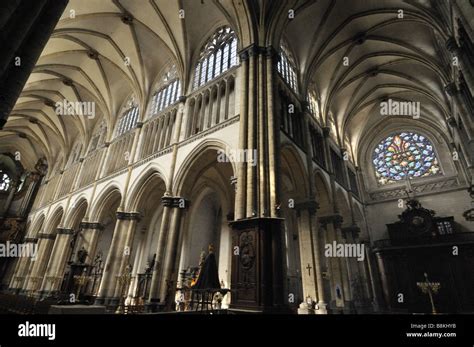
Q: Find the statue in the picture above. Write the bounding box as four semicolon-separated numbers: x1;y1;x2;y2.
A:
34;157;48;176
76;246;88;264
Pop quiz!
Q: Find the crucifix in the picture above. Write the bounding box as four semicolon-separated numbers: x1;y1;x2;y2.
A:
306;263;312;276
417;272;441;314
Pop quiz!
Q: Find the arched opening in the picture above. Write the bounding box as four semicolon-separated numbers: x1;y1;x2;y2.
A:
10;215;45;291
280;146;308;309
124;170;167;305
92;188;122;271
26;207;63;292
313;172;333;306
175;146;235;309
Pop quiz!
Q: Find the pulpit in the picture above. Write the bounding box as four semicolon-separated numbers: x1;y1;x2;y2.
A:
229;217;287;312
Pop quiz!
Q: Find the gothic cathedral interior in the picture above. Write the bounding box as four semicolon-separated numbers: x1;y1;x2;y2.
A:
0;0;473;319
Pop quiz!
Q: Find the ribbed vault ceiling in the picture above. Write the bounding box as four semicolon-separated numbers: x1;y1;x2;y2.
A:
1;0;454;171
286;0;452;160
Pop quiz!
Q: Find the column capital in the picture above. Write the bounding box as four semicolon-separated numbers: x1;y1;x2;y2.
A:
178;95;187;103
116;211;141;221
239;44;277;59
319;214;343;228
239;49;249;61
56;228;74;235
447;116;458;127
79;222;104;230
341;225;360;239
136;122;144;128
24;237;38;243
37;233;56;240
264;46;279;59
322;126;331;138
445;36;459;53
295;200;319;214
161;196;190;209
444;82;459;96
238;44;258;60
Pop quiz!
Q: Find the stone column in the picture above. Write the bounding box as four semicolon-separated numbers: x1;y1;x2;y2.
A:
158;204;186;304
224;78;231;120
342;225;368;312
24;232;56;293
235;51;249;220
40;227;75;294
334;222;353;313
9;237;37;292
366;245;383;312
321;127;333;172
95;211;139;305
205;88;214;129
246;47;257;217
146;196;189;309
257;52;267;216
319;215;345;311
214;82;222;126
295;200;328;314
266;47;279;218
146;198;173;308
112;213;141;301
375;251;391;311
79;222;104;264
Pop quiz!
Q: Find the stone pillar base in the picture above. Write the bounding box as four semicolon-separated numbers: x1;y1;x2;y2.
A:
297;302;314;314
315;302;329;314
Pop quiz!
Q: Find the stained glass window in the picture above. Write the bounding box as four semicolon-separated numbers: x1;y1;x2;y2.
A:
0;171;11;191
373;132;441;185
115;97;139;138
278;41;298;93
193;26;238;90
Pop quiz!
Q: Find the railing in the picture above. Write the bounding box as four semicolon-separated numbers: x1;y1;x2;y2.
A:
57;162;81;198
139;105;178;160
104;129;137;175
184;70;236;138
78;147;106;188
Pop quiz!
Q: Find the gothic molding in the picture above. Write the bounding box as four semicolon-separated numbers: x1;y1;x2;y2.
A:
79;222;104;230
444;82;459;96
56;228;74;235
239;44;278;60
295;200;319;214
37;233;56;240
319;214;343;229
116;211;141;221
322;126;331;138
341;225;361;239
